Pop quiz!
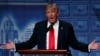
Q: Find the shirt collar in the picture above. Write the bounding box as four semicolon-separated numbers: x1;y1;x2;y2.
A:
47;19;59;28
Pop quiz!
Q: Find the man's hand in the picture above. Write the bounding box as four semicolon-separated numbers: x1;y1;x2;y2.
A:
89;40;100;50
1;40;15;49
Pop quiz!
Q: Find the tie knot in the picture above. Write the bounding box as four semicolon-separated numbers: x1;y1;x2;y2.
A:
50;26;54;31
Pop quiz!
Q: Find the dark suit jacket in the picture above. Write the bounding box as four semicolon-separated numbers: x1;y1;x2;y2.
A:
15;20;89;56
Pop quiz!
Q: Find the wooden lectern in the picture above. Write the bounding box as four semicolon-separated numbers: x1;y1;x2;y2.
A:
18;49;68;56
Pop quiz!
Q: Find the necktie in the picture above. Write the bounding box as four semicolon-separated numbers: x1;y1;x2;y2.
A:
48;26;55;50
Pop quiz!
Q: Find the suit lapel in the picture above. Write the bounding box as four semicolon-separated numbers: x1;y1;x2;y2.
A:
57;21;64;49
40;20;47;49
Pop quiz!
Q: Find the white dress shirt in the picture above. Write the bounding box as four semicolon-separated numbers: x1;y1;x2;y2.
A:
46;20;59;50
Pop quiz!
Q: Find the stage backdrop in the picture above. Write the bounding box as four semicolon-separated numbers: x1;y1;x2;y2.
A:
0;0;100;56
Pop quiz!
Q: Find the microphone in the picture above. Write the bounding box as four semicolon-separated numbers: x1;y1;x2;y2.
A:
47;23;54;32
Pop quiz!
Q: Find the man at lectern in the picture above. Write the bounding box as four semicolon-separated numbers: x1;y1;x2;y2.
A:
1;3;100;56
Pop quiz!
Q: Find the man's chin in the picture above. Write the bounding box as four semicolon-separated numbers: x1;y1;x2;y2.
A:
48;19;57;23
49;21;54;23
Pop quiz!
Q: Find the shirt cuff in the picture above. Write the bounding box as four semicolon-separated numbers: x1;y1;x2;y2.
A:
12;44;16;51
88;45;91;52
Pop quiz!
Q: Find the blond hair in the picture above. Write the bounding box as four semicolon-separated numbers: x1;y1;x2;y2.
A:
46;3;58;12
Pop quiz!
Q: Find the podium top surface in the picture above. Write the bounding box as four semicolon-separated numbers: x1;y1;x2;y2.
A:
18;49;67;54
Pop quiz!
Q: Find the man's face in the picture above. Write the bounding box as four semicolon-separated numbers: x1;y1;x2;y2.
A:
46;8;58;23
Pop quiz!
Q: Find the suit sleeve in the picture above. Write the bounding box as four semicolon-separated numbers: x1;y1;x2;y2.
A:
15;23;38;52
68;25;89;52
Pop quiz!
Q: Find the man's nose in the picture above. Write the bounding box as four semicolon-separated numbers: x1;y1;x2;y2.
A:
49;13;52;16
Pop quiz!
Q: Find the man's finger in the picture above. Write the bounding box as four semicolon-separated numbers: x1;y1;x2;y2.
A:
96;43;100;49
98;43;100;47
1;44;6;47
1;45;7;49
